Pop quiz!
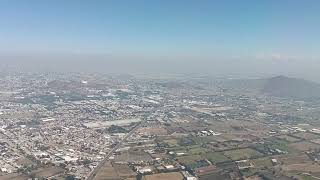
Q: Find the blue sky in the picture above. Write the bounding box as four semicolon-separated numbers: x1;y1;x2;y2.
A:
0;0;319;59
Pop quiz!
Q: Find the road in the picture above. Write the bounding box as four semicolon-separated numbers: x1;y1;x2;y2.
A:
86;121;144;180
300;173;320;180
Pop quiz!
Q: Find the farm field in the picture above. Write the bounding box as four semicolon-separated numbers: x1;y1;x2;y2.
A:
143;172;184;180
292;132;320;140
201;152;230;164
289;141;320;151
252;157;273;168
223;148;263;161
94;162;119;180
282;163;320;173
277;135;301;142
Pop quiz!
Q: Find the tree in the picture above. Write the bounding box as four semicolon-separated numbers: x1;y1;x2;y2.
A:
65;175;76;180
29;173;36;179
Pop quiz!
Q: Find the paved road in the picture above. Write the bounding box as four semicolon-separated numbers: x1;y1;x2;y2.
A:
86;122;144;180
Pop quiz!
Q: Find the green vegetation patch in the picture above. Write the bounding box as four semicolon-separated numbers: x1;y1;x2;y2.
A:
188;147;207;155
191;136;217;145
270;140;295;153
299;174;320;180
277;135;301;142
177;155;202;166
252;157;273;168
201;152;230;164
177;154;213;169
256;138;297;154
288;141;320;152
167;145;208;155
223;148;263;161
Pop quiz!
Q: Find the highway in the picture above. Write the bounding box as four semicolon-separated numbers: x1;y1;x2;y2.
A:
86;121;144;180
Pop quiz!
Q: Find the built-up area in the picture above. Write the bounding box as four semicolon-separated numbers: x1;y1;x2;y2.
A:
1;73;320;180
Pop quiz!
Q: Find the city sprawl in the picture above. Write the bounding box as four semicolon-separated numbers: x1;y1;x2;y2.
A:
1;73;320;180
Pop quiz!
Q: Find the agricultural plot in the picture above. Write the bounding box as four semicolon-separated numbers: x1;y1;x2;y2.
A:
289;141;320;152
282;163;320;173
163;138;179;147
276;135;301;142
223;148;263;161
113;163;136;178
143;172;184;180
310;138;320;145
269;140;296;153
252;157;273;168
277;153;311;165
292;132;320;140
201;152;230;164
32;166;64;178
94;162;119;180
177;155;202;165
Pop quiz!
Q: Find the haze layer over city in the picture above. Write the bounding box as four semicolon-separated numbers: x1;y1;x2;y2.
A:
1;1;320;180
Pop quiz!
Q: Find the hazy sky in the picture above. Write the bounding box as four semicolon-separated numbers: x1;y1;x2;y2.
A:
0;0;319;80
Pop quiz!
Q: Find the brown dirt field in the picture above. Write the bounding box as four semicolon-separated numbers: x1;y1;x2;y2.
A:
32;166;64;178
276;153;311;165
166;126;186;134
94;162;120;180
163;138;178;145
15;157;34;166
311;138;320;145
277;135;300;142
244;176;263;180
282;163;320;173
150;153;170;160
115;150;152;163
289;141;320;151
137;127;168;136
223;148;263;161
219;133;241;141
0;173;28;180
292;132;320;140
113;163;136;178
143;172;184;180
252;157;273;168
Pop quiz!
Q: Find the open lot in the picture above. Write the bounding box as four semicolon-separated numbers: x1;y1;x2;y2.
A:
188;147;207;155
167;145;207;155
310;138;320;145
32;166;64;178
113;163;136;178
115;150;153;163
276;153;311;165
289;141;320;151
177;155;202;165
292;132;320;140
143;172;184;180
223;148;263;161
297;174;320;180
276;135;301;142
252;157;273;168
137;127;168;136
93;162;119;180
269;139;297;153
282;163;320;173
201;152;230;164
0;173;28;180
163;138;179;147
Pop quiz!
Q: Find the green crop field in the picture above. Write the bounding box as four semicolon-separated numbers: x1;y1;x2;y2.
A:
201;152;230;164
223;148;263;161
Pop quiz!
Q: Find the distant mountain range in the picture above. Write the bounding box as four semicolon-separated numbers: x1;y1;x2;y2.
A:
262;75;320;100
221;75;320;100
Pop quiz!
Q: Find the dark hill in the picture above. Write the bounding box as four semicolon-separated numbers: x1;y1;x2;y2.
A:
262;76;320;100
